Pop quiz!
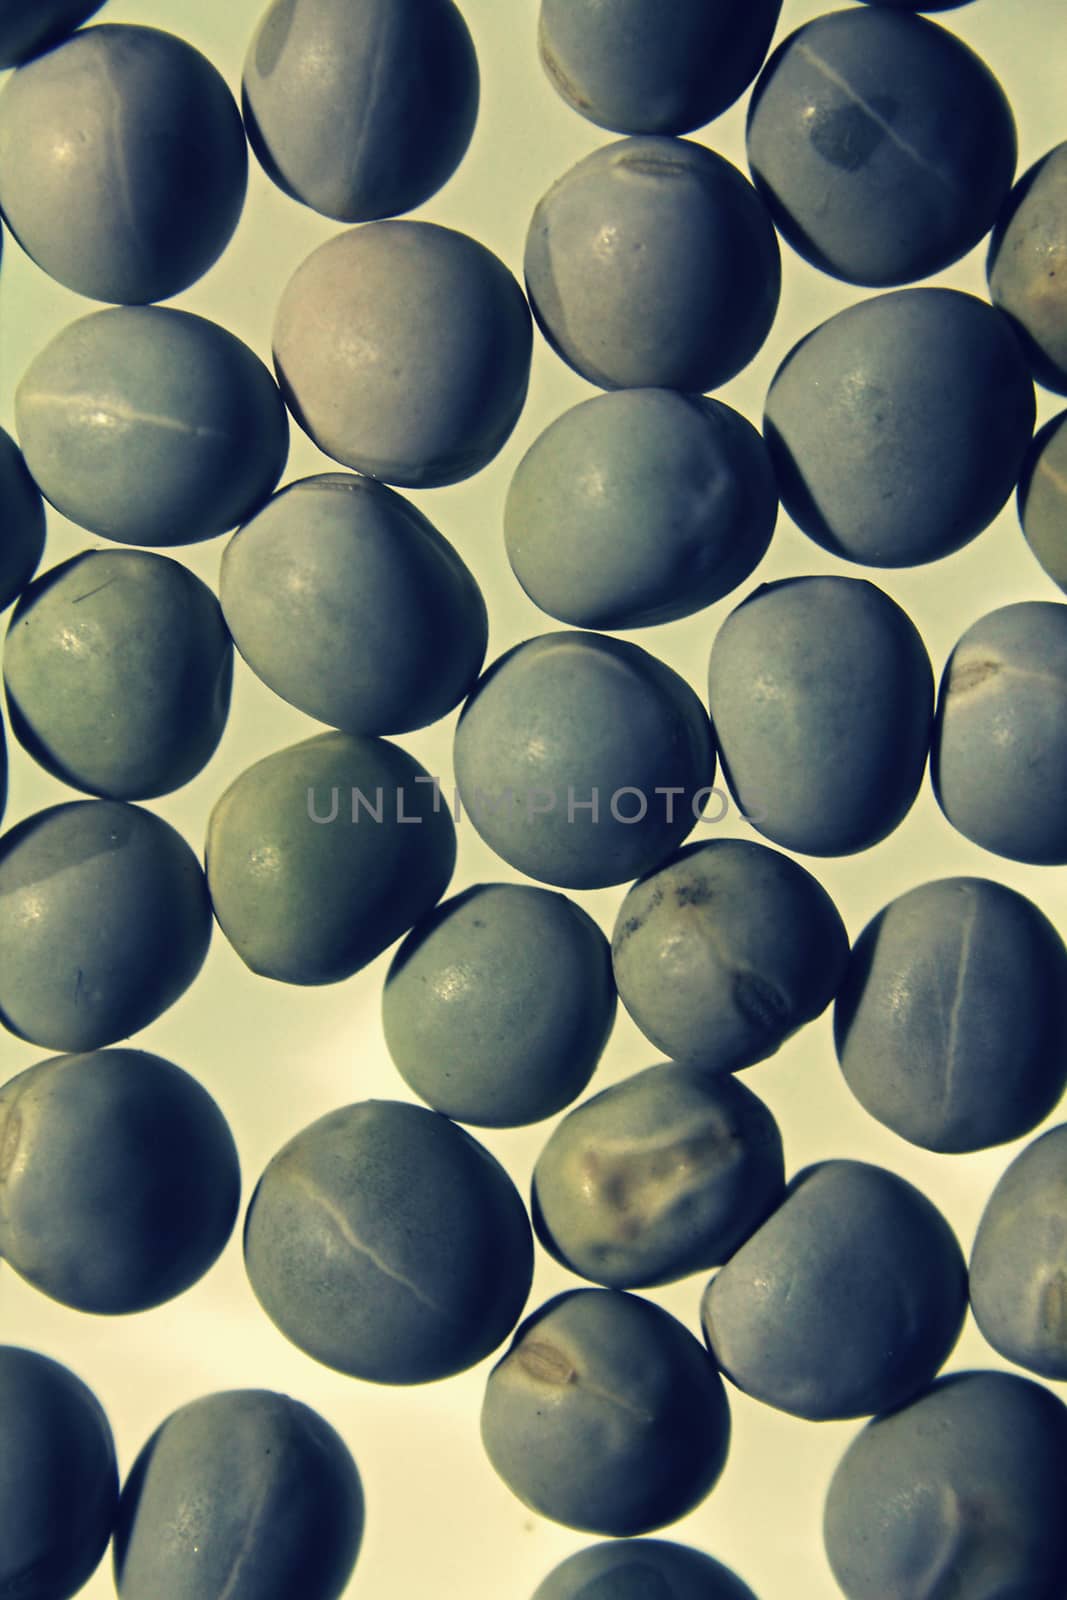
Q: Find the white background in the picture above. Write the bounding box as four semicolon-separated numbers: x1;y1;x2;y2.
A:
1;0;1066;1595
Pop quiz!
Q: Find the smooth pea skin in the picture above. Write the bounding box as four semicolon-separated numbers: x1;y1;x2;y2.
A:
538;0;781;136
0;1346;118;1600
764;290;1036;566
5;549;233;800
0;1049;239;1314
206;732;455;984
220;474;487;736
532;1062;785;1288
273;221;532;487
1019;412;1067;592
701;1160;967;1420
0;800;211;1052
0;1;106;66
113;1390;363;1600
532;1539;758;1600
707;577;933;856
243;0;478;222
481;1288;730;1535
824;1372;1067;1599
612;839;849;1070
453;631;714;890
747;11;1015;287
970;1126;1067;1381
244;1100;533;1383
382;883;616;1127
0;25;247;304
835;878;1067;1153
15;307;289;546
0;425;45;610
525;138;780;393
505;390;778;629
989;142;1067;394
932;602;1067;864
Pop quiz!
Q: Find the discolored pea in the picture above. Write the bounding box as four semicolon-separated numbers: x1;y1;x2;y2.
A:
524;138;780;393
988;142;1067;394
970;1125;1067;1382
612;839;849;1070
0;1049;240;1314
707;577;933;856
763;290;1036;567
481;1288;730;1536
242;0;478;222
0;800;212;1052
15;307;289;547
4;549;233;800
205;732;455;984
532;1062;785;1288
113;1390;363;1600
0;1;106;66
0;1345;118;1600
0;25;247;303
532;1538;758;1600
220;474;487;737
453;631;714;890
537;0;781;136
504;390;778;629
747;11;1015;287
701;1160;967;1420
1018;411;1067;592
382;883;615;1127
272;221;532;487
835;878;1067;1153
0;425;45;611
244;1100;533;1384
932;601;1067;864
824;1372;1067;1598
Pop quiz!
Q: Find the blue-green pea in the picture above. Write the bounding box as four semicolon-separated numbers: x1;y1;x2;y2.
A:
532;1539;758;1600
988;142;1067;394
0;426;45;612
1018;411;1067;592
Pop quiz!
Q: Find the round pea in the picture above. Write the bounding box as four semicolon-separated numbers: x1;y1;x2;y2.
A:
970;1125;1067;1382
1019;412;1067;591
835;878;1067;1153
481;1288;730;1535
532;1062;785;1288
15;307;289;546
504;390;778;629
988;142;1067;394
532;1539;758;1600
0;25;247;303
272;221;532;487
382;883;616;1127
113;1390;363;1600
205;731;456;984
0;425;45;611
612;839;849;1070
824;1372;1067;1598
0;1345;118;1600
244;1099;534;1384
524;137;780;393
537;0;782;136
453;631;715;889
242;0;478;222
0;1;106;66
747;11;1016;287
701;1160;967;1420
0;800;212;1052
4;549;233;800
763;290;1036;566
0;1048;240;1314
932;601;1067;864
707;577;933;856
220;474;487;736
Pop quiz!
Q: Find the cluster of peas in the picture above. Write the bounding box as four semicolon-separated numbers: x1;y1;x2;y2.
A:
0;0;1066;1595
